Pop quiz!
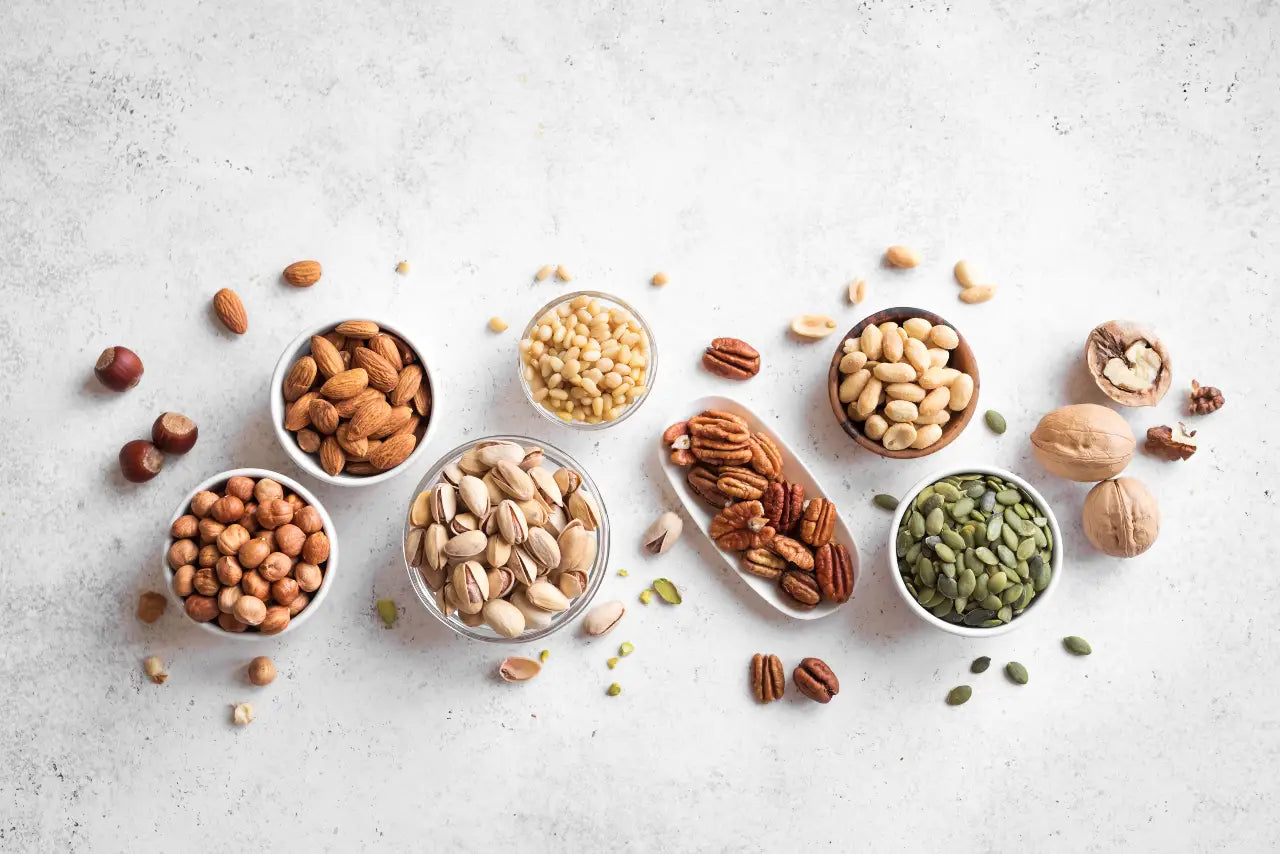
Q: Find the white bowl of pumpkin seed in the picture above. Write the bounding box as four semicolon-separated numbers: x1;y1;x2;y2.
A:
887;465;1064;637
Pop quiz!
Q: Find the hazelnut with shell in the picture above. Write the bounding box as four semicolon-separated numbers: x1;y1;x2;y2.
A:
1030;404;1134;482
1082;477;1160;558
1085;321;1171;407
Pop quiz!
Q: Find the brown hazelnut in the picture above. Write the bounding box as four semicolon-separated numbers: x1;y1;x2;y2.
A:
294;562;323;593
257;498;293;530
293;505;323;534
259;606;291;635
237;538;271;569
197;544;220;568
167;539;197;570
184;594;220;622
190;490;220;518
217;612;247;633
287;592;310;616
233;595;268;626
274;523;305;557
170;515;198;539
218;585;243;614
216;523;251;556
197;517;225;544
1082;477;1160;558
193;567;220;596
259;551;293;582
296;429;322;453
94;346;144;391
119;440;164;483
258;530;277;552
137;591;167;623
226;476;256;501
172;565;196;597
270;577;299;606
215;555;243;586
239;501;259;533
253;478;284;504
247;656;277;686
302;531;330;564
284;493;306;512
151;412;198;454
241;570;270;600
212;495;245;525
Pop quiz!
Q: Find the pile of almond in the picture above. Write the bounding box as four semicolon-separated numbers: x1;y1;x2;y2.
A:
282;321;432;476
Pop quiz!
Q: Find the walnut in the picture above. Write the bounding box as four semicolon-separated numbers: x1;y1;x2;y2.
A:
1145;423;1197;461
1189;380;1224;415
1084;321;1171;407
1082;477;1159;558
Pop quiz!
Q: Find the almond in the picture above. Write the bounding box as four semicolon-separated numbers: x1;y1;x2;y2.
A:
283;356;317;401
393;414;421;438
319;437;345;476
319;368;368;400
346;462;379;476
348;397;392;440
369;434;416;470
390;335;415;365
412;383;431;417
212;288;248;334
390;364;423;406
372;405;414;438
284;392;318;431
283;260;322;287
334;387;383;418
334;320;380;339
308;398;340;434
353;347;399;392
335;423;369;459
310;335;344;379
368;334;404;371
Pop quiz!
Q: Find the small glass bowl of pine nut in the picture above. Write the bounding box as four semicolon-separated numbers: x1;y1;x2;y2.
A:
517;291;656;429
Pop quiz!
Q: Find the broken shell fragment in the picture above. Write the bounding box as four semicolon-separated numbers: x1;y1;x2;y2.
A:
498;657;542;682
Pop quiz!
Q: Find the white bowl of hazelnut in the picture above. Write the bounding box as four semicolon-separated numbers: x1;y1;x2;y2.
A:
162;468;338;639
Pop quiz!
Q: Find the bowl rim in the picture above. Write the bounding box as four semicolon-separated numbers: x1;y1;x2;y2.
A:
827;306;980;459
402;433;611;643
515;289;657;431
161;467;340;641
886;463;1064;637
269;317;437;487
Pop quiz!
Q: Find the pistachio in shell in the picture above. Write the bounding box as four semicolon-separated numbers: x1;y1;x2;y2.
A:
1082;477;1159;558
1030;403;1135;482
498;656;541;682
1085;320;1171;407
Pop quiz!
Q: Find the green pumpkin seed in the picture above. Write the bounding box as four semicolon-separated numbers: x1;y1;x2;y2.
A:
979;491;996;513
1016;538;1037;561
937;575;959;598
987;571;1008;594
961;525;977;549
946;685;973;705
917;557;936;586
996;605;1012;623
964;482;986;499
1001;524;1019;552
970;656;990;673
941;528;966;551
950;498;974;519
1064;636;1092;656
941;610;964;624
979;618;1000;627
962;608;994;626
1005;661;1028;684
1030;557;1050;592
653;578;682;604
996;544;1017;568
1001;583;1023;605
930;598;953;618
981;594;1002;611
925;508;945;536
985;517;1002;544
1017;584;1034;610
905;543;922;565
953;596;967;612
873;493;900;511
984;410;1007;434
922;494;945;515
914;486;935;507
996;489;1020;506
1013;503;1030;520
909;511;925;539
934;482;961;501
957;569;976;598
939;561;957;579
973;573;989;602
974;547;998;566
933;543;957;563
896;529;913;556
1032;527;1048;549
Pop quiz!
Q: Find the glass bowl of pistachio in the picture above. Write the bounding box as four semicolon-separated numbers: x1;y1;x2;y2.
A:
887;465;1064;637
403;435;610;642
516;290;656;429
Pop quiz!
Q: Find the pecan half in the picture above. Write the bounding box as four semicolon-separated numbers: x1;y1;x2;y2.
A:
780;570;821;609
751;653;785;703
793;657;839;703
703;338;761;380
815;542;854;603
662;421;689;444
686;465;733;509
747;431;784;480
717;466;769;500
762;481;805;534
670;448;696;466
689;410;750;442
741;548;787;580
799;498;835;548
710;500;762;542
769;535;814;571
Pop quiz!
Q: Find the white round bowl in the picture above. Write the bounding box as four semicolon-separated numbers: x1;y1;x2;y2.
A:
887;464;1064;637
161;467;339;640
270;319;437;487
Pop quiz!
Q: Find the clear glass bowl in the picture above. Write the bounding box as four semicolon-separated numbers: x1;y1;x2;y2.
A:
402;434;611;642
516;290;657;430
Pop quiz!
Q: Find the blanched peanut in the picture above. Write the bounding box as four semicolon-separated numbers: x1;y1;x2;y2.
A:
904;338;932;375
927;348;949;367
885;382;926;403
839;351;868;374
903;318;932;339
855;377;883;420
911;424;943;449
864;414;889;440
919;386;951;416
860;324;883;360
948;374;975;410
919;367;961;390
929;325;960;349
884;399;919;423
882;330;904;363
839;369;872;403
882;422;918;451
914;410;951;426
873;362;916;384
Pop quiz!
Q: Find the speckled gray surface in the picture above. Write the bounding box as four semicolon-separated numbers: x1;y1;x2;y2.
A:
2;0;1278;851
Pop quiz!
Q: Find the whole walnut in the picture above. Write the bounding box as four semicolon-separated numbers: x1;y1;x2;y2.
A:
1082;477;1160;558
1030;404;1134;482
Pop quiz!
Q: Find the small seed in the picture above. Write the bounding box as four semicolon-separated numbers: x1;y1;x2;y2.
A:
540;649;550;662
617;569;629;577
970;656;990;673
953;259;978;287
652;578;682;604
606;657;619;669
376;599;397;628
651;271;669;286
959;285;996;304
639;589;653;605
847;278;867;304
984;409;1007;434
555;264;571;281
488;316;509;333
606;682;622;696
1064;636;1092;656
946;685;972;705
873;493;899;511
535;264;554;281
395;260;410;274
619;641;635;657
1005;661;1029;685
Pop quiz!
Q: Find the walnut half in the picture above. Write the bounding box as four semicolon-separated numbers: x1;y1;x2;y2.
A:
1085;320;1172;407
1145;423;1198;461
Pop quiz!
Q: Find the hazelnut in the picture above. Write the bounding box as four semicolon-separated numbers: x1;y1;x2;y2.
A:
172;565;195;596
1030;404;1135;482
287;592;310;616
293;506;323;534
259;552;293;583
226;476;255;501
218;585;243;614
197;517;225;544
170;515;198;539
151;412;198;454
94;346;144;392
237;537;271;569
212;495;245;525
294;562;323;593
259;530;277;552
247;656;277;686
233;595;267;626
142;655;167;684
284;493;306;512
184;594;219;622
215;555;243;586
232;702;254;726
270;577;299;606
197;544;220;568
1082;477;1160;558
259;606;291;635
193;567;220;596
241;570;270;600
302;531;330;564
190;490;220;518
274;524;305;557
137;591;167;623
257;498;293;529
119;440;164;483
218;612;247;633
167;539;197;570
253;478;284;504
216;523;251;556
239;501;259;533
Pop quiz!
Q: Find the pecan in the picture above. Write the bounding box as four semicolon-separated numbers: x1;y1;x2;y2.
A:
780;570;821;609
815;542;854;603
741;548;787;580
662;421;689;444
1145;423;1197;461
670;448;696;466
690;441;753;466
710;500;762;542
747;431;784;480
717;466;769;500
703;338;761;380
688;410;750;444
686;465;733;509
750;653;785;703
799;498;836;548
762;481;805;534
1189;379;1224;415
769;535;814;571
793;657;839;704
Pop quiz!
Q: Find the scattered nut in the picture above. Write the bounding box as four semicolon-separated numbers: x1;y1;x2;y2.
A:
1146;423;1197;461
1085;321;1171;407
283;260;322;287
885;245;921;268
1189;379;1224;415
953;259;978;287
959;285;996;304
1082;476;1160;558
1030;404;1134;481
793;657;839;703
703;337;760;379
212;288;248;334
606;682;622;696
790;314;838;339
750;653;785;704
94;346;144;391
489;316;509;333
137;591;167;623
498;657;541;682
534;265;554;282
651;271;669;286
151;412;199;455
847;278;867;304
143;655;167;684
232;703;254;725
555;264;571;281
119;440;164;483
395;260;410;274
643;511;683;555
247;656;276;686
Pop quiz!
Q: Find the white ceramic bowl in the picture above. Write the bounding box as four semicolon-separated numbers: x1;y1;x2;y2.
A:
887;464;1064;637
270;319;436;487
161;467;339;640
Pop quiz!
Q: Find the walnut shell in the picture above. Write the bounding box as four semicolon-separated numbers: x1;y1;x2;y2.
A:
1085;320;1171;407
1082;477;1160;558
1030;404;1135;482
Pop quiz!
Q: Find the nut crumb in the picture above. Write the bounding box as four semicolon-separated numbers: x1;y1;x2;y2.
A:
232;703;254;725
555;264;571;281
489;316;509;333
535;265;554;282
143;655;167;684
651;271;669;286
395;261;410;274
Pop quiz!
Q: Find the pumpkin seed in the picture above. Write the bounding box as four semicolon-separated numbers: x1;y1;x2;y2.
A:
874;493;900;511
1064;636;1092;656
985;410;1007;434
996;489;1020;506
652;578;682;604
905;543;922;564
951;498;974;519
922;494;944;515
946;685;973;705
957;569;976;598
1016;538;1037;561
979;491;996;513
965;482;986;499
1005;661;1028;684
937;576;959;598
975;547;998;566
914;486;935;508
970;656;990;673
930;598;953;618
934;543;956;563
981;594;1002;610
962;608;994;626
980;618;1002;627
996;605;1012;622
925;508;945;536
941;529;966;551
934;482;961;501
909;512;925;538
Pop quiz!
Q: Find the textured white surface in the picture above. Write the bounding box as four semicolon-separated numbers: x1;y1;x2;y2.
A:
2;1;1278;851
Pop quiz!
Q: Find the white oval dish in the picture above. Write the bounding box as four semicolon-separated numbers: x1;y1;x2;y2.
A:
656;395;860;620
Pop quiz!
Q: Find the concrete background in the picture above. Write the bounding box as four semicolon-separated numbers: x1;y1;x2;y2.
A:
2;0;1277;851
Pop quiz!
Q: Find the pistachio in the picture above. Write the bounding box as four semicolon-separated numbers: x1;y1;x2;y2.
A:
619;641;635;657
525;526;561;569
376;599;397;628
435;587;456;617
652;578;682;604
458;475;491;517
639;589;653;605
486;535;512;570
441;462;464;486
516;498;548;528
528;467;564;507
520;447;545;471
496;499;530;545
476;440;526;469
607;682;622;696
409;490;431;527
486;566;516;600
643;511;683;555
584;600;625;636
526;580;570;612
557;524;596;573
568;491;602;531
450;561;489;614
483;598;526;638
553;467;582;497
511;589;553;630
430;483;458;524
449;512;480;535
539;649;550;662
442;529;487;562
557;569;588;598
607;657;619;669
492;460;535;501
498;657;541;682
507;546;539;586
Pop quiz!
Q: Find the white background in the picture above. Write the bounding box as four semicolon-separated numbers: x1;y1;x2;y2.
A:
2;1;1277;851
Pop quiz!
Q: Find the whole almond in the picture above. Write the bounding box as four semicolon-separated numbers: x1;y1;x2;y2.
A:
334;387;383;418
353;347;399;392
346;461;379;475
283;260;322;287
368;434;416;470
308;398;340;434
334;320;380;339
368;334;404;371
392;413;421;438
373;405;414;438
335;423;369;458
319;437;346;476
212;288;248;334
320;368;369;400
413;383;431;416
348;397;392;440
310;335;344;378
284;392;318;431
390;363;423;406
283;356;317;401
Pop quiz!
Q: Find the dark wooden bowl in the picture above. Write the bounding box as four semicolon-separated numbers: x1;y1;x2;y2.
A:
826;306;980;460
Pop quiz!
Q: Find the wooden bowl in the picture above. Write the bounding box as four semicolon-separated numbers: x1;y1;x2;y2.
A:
826;306;980;459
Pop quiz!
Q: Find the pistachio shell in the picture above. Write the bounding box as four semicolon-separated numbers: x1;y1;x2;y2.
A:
440;462;464;486
525;527;561;569
528;466;564;507
486;566;516;600
483;598;526;638
642;511;683;554
526;580;570;612
507;546;539;586
557;569;588;598
430;483;458;524
493;460;536;501
442;529;487;561
557;525;595;573
496;499;530;544
449;560;489;614
458;475;491;517
517;498;549;528
424;524;449;571
568;491;602;531
511;589;553;630
498;656;541;681
405;527;425;567
553;467;582;497
583;599;625;636
409;490;431;527
476;441;526;469
486;536;512;570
